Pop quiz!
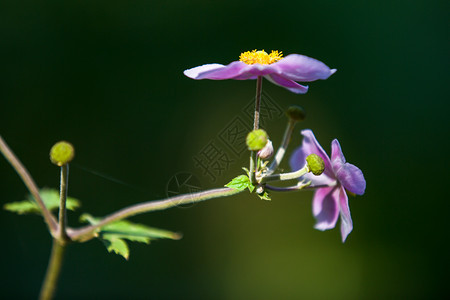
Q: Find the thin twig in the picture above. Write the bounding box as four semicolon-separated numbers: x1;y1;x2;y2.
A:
69;187;243;242
0;135;58;233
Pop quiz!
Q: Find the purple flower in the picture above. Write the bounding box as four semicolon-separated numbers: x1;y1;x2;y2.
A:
184;50;336;94
290;130;366;242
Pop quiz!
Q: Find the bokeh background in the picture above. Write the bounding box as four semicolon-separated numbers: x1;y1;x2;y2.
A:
1;0;448;299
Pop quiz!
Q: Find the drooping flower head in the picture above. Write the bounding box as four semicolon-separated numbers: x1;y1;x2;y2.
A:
184;50;336;94
290;130;366;242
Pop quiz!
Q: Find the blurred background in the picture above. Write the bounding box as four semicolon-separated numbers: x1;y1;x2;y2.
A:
0;0;448;299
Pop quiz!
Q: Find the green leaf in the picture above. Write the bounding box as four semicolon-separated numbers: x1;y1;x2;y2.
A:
225;175;255;192
101;234;130;260
4;188;81;215
258;191;271;201
80;214;182;260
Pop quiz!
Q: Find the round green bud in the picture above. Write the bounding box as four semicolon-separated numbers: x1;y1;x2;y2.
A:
246;129;269;151
50;141;75;166
306;154;325;176
286;105;306;121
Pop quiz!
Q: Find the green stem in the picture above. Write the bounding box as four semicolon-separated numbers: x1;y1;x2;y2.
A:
0;135;58;234
253;76;263;130
265;182;311;192
260;164;310;183
266;119;296;175
265;181;337;192
39;239;66;300
58;164;69;241
249;152;256;184
69;187;243;242
249;76;263;184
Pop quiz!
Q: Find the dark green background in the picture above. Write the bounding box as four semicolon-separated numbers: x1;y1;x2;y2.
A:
1;0;448;299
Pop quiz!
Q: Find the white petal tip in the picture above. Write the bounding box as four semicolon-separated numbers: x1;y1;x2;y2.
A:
314;223;333;231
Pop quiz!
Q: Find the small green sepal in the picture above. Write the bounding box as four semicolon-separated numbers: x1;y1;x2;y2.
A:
50;141;75;166
258;191;271;201
306;154;325;176
246;129;268;151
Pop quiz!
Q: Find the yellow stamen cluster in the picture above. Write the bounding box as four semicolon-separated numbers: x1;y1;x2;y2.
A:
239;50;283;65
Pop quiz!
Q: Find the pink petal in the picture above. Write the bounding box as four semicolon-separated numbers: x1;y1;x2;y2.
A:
313;186;340;231
331;138;346;164
300;130;333;177
183;61;248;80
272;54;337;82
290;145;335;186
184;61;282;80
265;74;309;94
184;63;225;79
290;130;336;187
338;186;353;242
289;144;307;172
331;139;366;195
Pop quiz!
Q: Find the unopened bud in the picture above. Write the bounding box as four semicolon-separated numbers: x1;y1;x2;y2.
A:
286;105;306;122
306;154;324;176
256;185;264;194
246;129;268;151
50;141;75;166
257;139;273;159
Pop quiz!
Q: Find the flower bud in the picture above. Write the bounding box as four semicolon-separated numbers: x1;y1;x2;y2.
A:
50;141;75;166
257;139;273;159
286;105;306;122
246;129;268;151
306;154;324;176
256;185;264;194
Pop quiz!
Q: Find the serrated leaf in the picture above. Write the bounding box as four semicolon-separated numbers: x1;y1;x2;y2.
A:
101;234;130;260
4;188;81;215
258;191;271;201
80;213;182;259
226;175;253;191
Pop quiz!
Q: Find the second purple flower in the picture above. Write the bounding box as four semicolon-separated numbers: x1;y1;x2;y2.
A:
290;130;366;242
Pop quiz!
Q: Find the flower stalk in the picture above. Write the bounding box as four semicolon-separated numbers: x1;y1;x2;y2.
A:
58;164;70;242
39;240;66;300
265;182;311;192
266;119;296;175
259;164;310;183
249;76;263;184
253;76;263;130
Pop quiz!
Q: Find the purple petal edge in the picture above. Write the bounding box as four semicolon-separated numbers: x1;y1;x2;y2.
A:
273;54;337;82
184;64;225;79
331;140;366;195
265;74;309;94
339;187;353;242
313;187;340;231
300;130;333;177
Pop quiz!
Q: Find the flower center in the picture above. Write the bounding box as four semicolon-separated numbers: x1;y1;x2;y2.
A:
239;50;283;65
